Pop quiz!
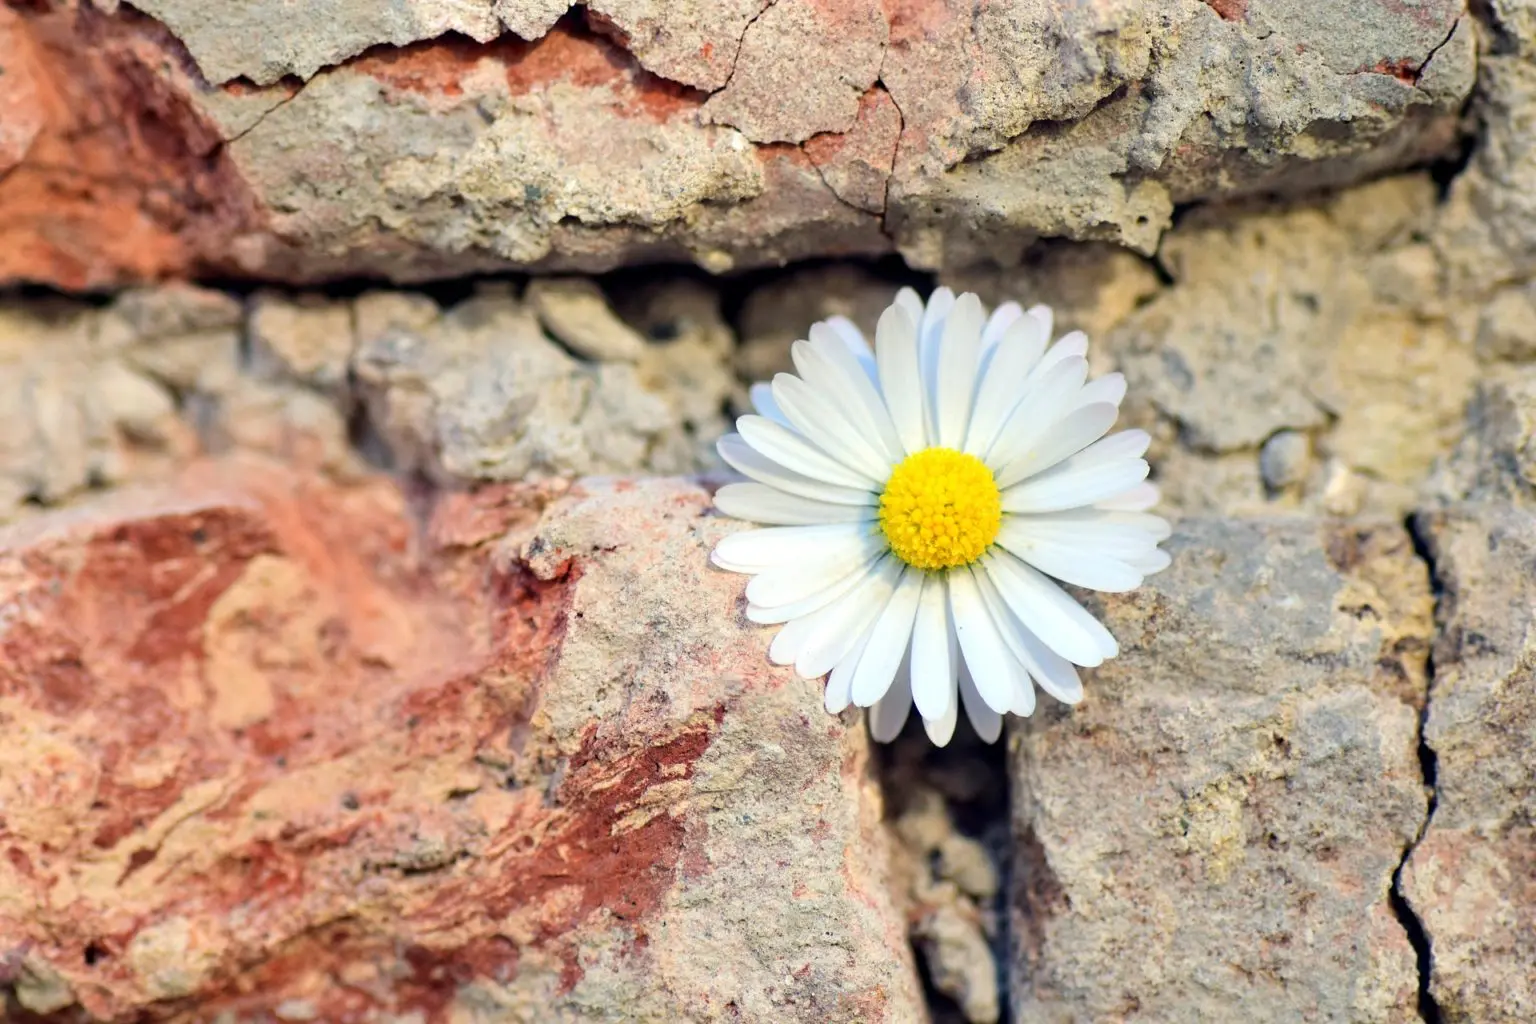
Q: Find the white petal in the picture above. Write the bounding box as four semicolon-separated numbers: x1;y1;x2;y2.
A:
919;288;955;437
996;402;1120;488
746;545;885;618
948;567;1017;714
922;691;959;746
1124;547;1173;575
1010;658;1037;717
1001;458;1150;514
1027;304;1054;340
909;574;957;723
750;382;791;426
715;483;877;527
986;356;1090;471
875;303;927;455
794;557;903;679
803;329;905;462
973;565;1084;704
714;522;872;572
718;434;876;507
1004;626;1083;706
1075;372;1126;409
851;567;923;707
1096;481;1161;512
936;292;986;449
965;572;1041;713
868;653;914;742
958;661;1002;743
1073;429;1152;468
1035;330;1089;374
920;287;956;352
963;311;1051;458
768;612;821;666
894;287;926;331
772;372;891;481
751;577;874;623
738;415;880;490
825;314;875;361
983;550;1117;665
1032;653;1082;704
980;301;1024;352
825;616;877;713
995;521;1144;592
1006;508;1170;556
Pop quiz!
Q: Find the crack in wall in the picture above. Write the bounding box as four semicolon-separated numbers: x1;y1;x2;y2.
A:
1417;16;1464;80
875;77;903;242
1393;512;1445;1024
871;0;905;240
698;0;777;104
224;87;303;146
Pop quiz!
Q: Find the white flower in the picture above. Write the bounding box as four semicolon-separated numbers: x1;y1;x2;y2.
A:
711;287;1170;746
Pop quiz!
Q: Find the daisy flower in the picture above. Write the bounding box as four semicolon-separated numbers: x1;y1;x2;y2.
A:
710;287;1171;746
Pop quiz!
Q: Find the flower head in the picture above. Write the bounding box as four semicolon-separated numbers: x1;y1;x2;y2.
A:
711;287;1170;746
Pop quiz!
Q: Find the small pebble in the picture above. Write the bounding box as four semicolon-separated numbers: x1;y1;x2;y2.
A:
1259;430;1312;492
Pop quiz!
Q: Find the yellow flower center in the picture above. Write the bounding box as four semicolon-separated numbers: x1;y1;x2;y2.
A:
878;447;1002;571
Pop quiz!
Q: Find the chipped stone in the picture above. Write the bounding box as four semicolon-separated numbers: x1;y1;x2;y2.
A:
804;86;902;214
1405;504;1536;1021
527;277;648;362
0;2;1478;286
1011;517;1432;1022
351;290;728;483
1429;365;1536;508
0;467;923;1022
131;0;502;85
248;291;357;395
586;0;769;92
701;0;886;144
1477;281;1536;361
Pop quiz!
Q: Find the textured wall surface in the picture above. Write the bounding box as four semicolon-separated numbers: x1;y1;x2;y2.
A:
0;468;923;1022
1010;519;1432;1022
0;0;1475;287
4;1;1536;1022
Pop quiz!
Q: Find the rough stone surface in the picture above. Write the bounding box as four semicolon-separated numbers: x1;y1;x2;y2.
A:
804;87;904;215
892;788;1002;1024
0;286;348;521
247;292;356;396
0;281;733;525
1437;0;1536;295
0;4;270;288
701;0;887;144
581;0;770;92
0;292;212;513
528;277;649;362
351;287;729;482
1429;365;1536;506
129;0;504;85
883;0;1472;266
0;0;1477;287
1477;280;1536;361
952;174;1482;520
0;465;924;1023
1404;505;1536;1023
1010;518;1433;1022
1115;180;1475;466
